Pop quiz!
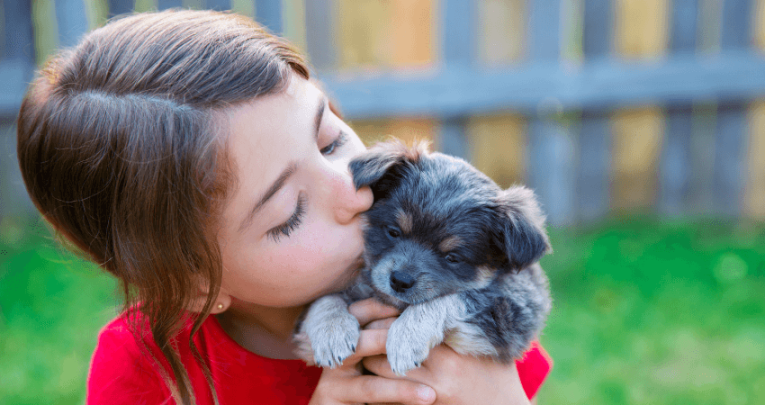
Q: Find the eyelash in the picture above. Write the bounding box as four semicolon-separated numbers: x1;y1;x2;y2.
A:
267;193;306;242
320;131;348;155
266;131;347;243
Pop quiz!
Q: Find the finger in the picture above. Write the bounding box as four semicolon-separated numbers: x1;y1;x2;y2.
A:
364;317;397;330
362;355;397;379
339;375;435;405
341;329;389;366
363;355;429;381
349;298;400;327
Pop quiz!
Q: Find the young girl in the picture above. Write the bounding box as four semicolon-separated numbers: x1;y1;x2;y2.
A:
16;10;551;405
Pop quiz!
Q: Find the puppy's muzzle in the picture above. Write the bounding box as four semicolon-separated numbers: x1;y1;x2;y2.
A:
390;270;416;292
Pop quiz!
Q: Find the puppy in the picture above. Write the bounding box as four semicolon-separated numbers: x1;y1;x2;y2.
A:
294;141;552;376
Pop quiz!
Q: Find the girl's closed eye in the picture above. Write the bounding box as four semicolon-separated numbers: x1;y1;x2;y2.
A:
267;192;306;242
320;130;348;155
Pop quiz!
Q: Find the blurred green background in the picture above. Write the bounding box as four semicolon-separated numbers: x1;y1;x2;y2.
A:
2;215;764;405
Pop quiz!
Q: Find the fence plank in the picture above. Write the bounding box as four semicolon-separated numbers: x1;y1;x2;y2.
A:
440;118;470;160
659;107;693;215
658;0;698;216
282;0;306;51
712;0;753;216
348;118;390;146
255;0;282;34
746;100;765;219
615;0;669;59
157;0;183;9
527;116;576;225
612;0;667;211
686;104;716;215
577;0;614;222
757;0;765;50
612;107;663;210
479;0;525;65
526;0;575;225
0;0;35;117
714;102;747;216
528;0;561;62
468;115;526;189
4;0;36;62
206;0;232;11
1;121;35;217
578;112;611;222
108;0;135;17
391;0;434;68
337;0;391;69
442;0;476;67
305;0;334;70
321;53;765;119
721;0;753;50
438;0;477;160
55;0;89;48
670;0;698;53
583;0;612;58
748;0;765;219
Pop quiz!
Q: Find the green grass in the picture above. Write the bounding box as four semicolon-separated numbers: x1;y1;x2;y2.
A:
0;217;118;405
537;217;765;405
1;215;764;404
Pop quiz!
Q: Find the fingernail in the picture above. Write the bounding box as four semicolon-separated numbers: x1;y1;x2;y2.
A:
417;385;435;402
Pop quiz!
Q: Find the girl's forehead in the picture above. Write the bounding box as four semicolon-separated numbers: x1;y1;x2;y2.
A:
220;76;322;220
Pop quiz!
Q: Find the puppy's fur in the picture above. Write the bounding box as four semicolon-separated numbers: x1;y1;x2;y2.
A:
294;141;552;376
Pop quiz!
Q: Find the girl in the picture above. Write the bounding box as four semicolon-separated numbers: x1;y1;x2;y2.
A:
16;9;551;405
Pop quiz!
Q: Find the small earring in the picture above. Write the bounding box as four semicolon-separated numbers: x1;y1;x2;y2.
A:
216;303;224;310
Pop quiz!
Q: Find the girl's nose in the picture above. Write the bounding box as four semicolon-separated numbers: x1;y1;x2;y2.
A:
335;179;374;224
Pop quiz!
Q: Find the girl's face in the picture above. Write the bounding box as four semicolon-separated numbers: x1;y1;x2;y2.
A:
216;75;373;309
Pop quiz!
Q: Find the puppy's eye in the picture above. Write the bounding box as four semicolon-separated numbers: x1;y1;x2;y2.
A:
445;253;461;264
386;226;401;239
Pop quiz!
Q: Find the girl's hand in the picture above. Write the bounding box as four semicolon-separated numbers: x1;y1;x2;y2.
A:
362;334;531;405
308;299;436;405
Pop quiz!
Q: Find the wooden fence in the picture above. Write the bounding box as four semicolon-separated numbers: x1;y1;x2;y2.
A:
2;0;765;226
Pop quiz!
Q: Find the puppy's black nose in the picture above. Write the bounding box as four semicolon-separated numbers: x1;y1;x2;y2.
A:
390;271;416;292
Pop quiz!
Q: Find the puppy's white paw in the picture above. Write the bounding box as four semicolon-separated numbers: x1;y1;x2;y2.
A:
308;311;360;368
386;317;432;376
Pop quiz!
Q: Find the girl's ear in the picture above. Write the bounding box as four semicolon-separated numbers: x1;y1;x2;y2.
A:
498;186;551;270
186;286;232;314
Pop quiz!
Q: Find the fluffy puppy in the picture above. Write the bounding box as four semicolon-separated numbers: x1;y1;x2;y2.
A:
294;141;552;376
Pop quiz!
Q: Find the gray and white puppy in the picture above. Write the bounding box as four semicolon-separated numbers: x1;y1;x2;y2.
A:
294;141;552;376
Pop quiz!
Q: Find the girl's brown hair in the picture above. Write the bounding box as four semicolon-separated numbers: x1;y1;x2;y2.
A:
17;10;309;404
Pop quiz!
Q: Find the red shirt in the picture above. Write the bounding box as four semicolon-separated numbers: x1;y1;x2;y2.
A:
87;314;551;404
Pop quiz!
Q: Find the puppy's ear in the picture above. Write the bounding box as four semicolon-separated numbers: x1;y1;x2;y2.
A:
497;186;551;270
349;140;427;197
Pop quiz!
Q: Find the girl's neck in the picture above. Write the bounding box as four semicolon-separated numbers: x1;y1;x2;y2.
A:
215;303;306;360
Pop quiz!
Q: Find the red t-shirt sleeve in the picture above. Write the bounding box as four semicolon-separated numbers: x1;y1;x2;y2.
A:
516;341;553;400
87;319;171;405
